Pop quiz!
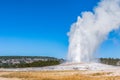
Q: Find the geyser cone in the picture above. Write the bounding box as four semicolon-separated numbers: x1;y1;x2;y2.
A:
67;0;120;63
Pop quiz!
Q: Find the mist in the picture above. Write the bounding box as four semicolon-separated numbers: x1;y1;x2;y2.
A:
67;0;120;63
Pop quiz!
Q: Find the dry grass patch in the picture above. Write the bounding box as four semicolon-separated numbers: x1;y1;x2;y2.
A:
91;72;112;76
0;71;120;80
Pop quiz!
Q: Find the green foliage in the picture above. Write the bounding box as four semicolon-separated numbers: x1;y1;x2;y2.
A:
13;60;60;68
100;58;120;66
0;56;61;68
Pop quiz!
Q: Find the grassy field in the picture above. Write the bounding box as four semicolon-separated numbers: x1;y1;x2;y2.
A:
0;71;120;80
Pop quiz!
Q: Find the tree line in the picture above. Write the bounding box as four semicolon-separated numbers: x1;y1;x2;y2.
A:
0;60;60;68
0;56;119;68
0;56;62;68
100;58;120;66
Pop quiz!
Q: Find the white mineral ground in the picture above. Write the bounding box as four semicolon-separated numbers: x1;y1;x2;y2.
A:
0;62;120;76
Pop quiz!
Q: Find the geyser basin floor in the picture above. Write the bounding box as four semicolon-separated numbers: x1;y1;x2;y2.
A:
0;63;120;80
0;63;120;77
0;63;120;71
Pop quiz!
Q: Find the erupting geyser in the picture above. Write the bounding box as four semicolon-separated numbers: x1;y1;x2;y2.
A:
67;0;120;63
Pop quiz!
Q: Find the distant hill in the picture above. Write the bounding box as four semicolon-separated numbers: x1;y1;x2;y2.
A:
0;56;64;68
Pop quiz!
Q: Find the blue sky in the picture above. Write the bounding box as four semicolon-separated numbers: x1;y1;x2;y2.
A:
0;0;120;58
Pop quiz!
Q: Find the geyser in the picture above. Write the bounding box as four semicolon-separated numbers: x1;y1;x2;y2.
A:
67;0;120;63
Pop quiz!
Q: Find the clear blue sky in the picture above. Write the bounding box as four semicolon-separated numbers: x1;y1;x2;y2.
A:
0;0;120;58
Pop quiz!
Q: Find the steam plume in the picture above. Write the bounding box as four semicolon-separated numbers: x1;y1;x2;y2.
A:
67;0;120;63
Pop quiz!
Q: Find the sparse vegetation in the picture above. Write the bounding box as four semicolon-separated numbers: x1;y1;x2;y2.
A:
91;72;112;76
0;71;120;80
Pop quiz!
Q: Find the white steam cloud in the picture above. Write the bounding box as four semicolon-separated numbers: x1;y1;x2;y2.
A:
67;0;120;63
